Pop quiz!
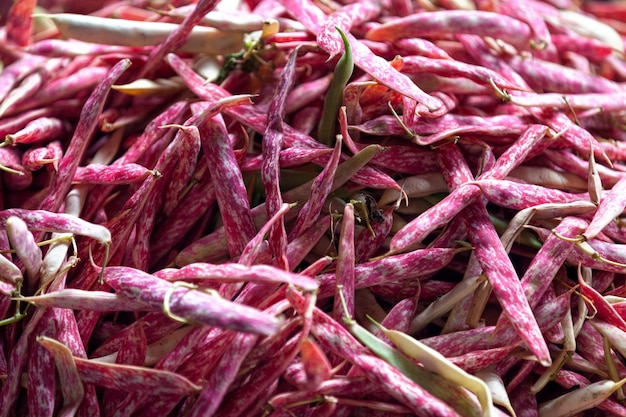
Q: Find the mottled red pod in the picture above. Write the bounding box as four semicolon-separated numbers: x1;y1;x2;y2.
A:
187;332;258;417
333;203;356;321
4;117;67;146
289;137;342;239
317;247;460;297
0;147;33;190
316;1;380;57
72;163;154;185
158;262;318;292
282;0;442;112
299;336;333;390
263;48;299;268
197;113;256;258
38;59;131;213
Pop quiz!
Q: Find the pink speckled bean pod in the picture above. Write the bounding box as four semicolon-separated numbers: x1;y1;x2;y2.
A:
198;113;256;258
262;48;299;268
289;136;342;239
72;163;154;185
103;266;280;335
316;1;380;57
333;203;356;321
188;332;258;417
317;247;460;298
0;208;110;244
38;59;131;213
157;262;318;292
367;10;532;51
4;116;67;146
437;142;550;366
281;0;443;112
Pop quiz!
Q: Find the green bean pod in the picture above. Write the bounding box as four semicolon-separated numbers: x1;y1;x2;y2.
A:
318;27;353;146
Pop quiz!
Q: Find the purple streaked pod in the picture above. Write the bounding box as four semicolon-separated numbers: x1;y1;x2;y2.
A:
103;266;281;335
317;247;460;297
355;206;394;263
389;185;480;253
278;0;443;112
241;147;333;171
0;107;57;139
333;203;356;321
5;216;41;283
449;344;521;375
506;54;620;94
26;38;152;57
149;167;217;267
90;313;182;359
468;179;587;209
155;262;318;292
261;44;296;271
187;332;258;417
0;54;46;104
197;113;256;258
393;38;452;59
99;324;149;415
34;333;83;417
0;209;111;244
585;175;626;240
213;332;303;417
0;147;33;190
289;137;342;239
4;116;67;146
437;142;551;367
284;216;332;270
316;1;380;57
367;10;532;50
72;163;154;185
400;55;526;91
239;203;292;267
22;140;62;171
161;124;202;216
38;59;131;213
0;70;45;118
38;336;201;397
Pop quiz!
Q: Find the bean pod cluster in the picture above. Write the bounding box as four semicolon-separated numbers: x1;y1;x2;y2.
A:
2;0;626;416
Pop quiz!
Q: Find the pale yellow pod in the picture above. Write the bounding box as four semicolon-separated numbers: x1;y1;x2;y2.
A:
409;274;485;334
474;370;517;417
38;13;244;55
373;320;495;417
592;320;626;364
538;378;626;417
379;173;448;206
557;10;624;54
112;78;184;97
508;166;588;192
587;143;603;205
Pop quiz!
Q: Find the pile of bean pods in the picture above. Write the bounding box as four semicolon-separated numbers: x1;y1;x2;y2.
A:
2;0;626;416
